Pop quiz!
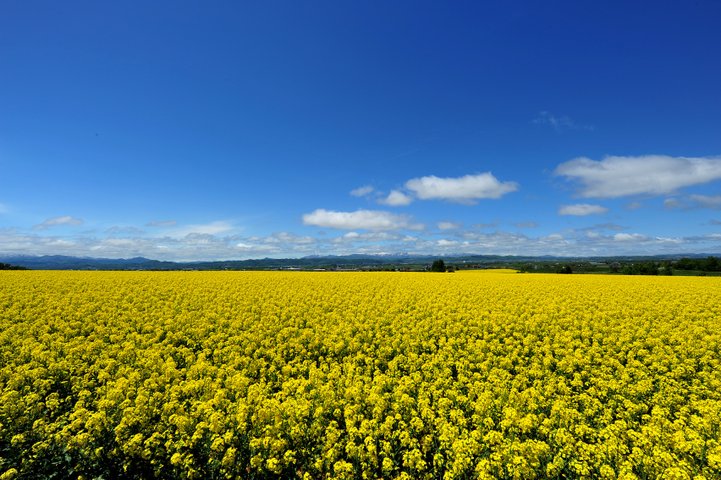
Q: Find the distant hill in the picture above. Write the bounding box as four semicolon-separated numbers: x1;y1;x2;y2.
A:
0;253;719;271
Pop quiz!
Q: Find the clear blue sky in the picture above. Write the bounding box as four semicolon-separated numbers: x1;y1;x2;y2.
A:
2;1;720;260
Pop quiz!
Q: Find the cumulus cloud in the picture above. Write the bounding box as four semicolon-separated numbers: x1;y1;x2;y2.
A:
405;173;518;203
558;203;608;216
34;216;84;230
378;190;413;206
302;209;420;231
350;185;374;197
555;155;721;198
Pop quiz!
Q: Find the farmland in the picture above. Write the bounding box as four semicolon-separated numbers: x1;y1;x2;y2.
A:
1;271;720;479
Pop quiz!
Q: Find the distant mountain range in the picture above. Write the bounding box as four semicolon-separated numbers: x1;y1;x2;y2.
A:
1;253;719;271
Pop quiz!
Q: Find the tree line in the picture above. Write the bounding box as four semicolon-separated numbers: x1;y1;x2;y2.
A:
0;262;28;270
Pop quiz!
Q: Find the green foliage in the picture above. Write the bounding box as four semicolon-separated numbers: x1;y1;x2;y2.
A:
675;256;721;272
430;259;446;272
0;263;27;270
622;262;659;275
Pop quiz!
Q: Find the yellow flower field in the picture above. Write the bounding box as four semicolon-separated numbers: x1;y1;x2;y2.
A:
1;271;720;479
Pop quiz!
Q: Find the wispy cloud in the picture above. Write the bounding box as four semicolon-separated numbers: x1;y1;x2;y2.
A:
558;203;608;216
106;226;146;235
33;215;84;230
555;155;721;198
664;198;682;209
146;220;177;227
405;173;518;204
665;194;721;210
350;185;374;197
533;111;594;132
169;221;235;237
473;223;498;229
689;194;721;209
438;221;462;230
514;221;538;229
302;209;421;231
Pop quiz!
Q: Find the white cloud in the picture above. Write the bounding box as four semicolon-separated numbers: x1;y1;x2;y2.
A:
555;155;721;198
34;215;84;230
438;221;461;230
544;234;565;242
378;190;413;206
655;236;683;244
437;239;458;247
559;203;608;216
333;231;400;243
350;185;374;197
614;233;648;242
405;173;518;203
302;209;420;231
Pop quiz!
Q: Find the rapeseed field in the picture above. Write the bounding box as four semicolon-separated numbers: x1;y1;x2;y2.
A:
1;271;720;479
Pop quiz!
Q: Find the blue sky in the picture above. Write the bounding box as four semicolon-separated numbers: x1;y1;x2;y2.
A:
2;1;721;260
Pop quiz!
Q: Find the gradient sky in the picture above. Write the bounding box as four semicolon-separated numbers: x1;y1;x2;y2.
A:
2;1;721;260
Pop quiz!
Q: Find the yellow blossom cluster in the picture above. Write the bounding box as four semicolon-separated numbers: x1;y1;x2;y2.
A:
1;270;720;479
